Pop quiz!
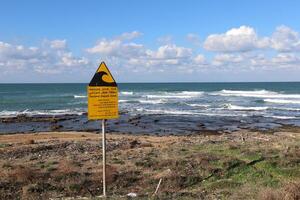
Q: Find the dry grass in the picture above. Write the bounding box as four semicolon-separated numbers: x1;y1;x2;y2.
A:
0;129;299;199
258;182;300;200
8;166;38;183
24;139;35;145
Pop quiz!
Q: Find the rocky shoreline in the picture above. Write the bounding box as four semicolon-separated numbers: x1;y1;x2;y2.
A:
1;112;299;135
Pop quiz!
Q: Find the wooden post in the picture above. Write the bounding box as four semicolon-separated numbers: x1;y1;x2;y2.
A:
102;119;106;197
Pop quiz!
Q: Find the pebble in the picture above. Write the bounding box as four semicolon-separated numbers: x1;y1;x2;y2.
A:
127;192;137;197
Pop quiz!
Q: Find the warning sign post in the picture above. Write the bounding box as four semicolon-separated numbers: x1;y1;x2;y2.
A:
87;62;119;197
88;86;118;119
88;62;118;120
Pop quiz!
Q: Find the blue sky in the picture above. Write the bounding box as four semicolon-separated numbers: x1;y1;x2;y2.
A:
1;0;300;83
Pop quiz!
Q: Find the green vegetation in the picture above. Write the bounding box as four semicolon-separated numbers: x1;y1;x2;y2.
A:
0;143;9;148
0;130;299;199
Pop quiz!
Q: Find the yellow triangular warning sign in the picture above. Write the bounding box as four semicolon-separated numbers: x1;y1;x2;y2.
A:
89;62;117;87
87;62;118;120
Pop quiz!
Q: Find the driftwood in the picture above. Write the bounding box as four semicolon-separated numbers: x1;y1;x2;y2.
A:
153;178;162;196
252;137;270;141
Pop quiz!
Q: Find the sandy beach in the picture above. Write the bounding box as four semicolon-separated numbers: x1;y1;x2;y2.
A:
0;126;299;199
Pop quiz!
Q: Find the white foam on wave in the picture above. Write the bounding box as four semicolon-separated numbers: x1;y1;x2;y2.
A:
135;108;246;117
119;100;130;103
272;107;300;111
180;91;204;95
146;95;189;99
119;99;166;104
264;99;300;104
215;89;300;99
68;101;86;105
185;103;210;108
136;108;196;115
0;110;20;117
221;89;271;94
139;99;166;104
198;112;248;117
74;95;87;98
0;109;85;118
270;115;297;119
120;91;133;95
223;104;268;111
145;91;203;99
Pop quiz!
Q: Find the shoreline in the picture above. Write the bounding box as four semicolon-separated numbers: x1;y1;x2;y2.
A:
1;112;299;135
1;128;299;199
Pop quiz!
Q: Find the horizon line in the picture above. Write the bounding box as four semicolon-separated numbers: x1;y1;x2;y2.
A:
1;81;300;84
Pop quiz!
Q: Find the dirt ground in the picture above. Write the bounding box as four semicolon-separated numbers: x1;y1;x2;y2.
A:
0;127;299;199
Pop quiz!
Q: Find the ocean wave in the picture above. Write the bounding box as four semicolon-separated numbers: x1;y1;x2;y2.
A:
264;99;300;104
146;95;190;99
120;91;133;95
141;109;196;115
184;103;210;107
0;110;20;117
198;112;248;117
119;99;166;104
139;99;166;104
67;101;87;105
74;95;87;98
180;91;204;95
145;91;203;99
119;100;130;103
223;104;268;111
38;94;77;98
0;109;85;117
272;107;300;111
214;89;300;99
269;115;297;119
135;108;246;117
118;100;140;103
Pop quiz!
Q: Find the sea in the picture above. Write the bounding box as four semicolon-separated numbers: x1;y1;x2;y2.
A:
1;82;300;134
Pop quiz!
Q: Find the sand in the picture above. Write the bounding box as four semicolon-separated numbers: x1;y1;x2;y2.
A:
0;128;299;199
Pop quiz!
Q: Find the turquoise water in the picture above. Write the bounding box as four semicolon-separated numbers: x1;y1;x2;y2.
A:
1;82;300;120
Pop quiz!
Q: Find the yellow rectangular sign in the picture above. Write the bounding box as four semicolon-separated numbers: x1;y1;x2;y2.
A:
88;86;118;119
87;62;119;120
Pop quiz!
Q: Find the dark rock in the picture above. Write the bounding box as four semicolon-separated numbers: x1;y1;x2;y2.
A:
130;140;141;148
51;125;63;131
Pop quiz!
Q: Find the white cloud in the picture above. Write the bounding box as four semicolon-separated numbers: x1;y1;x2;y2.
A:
117;31;142;40
193;54;205;64
204;25;300;54
49;39;67;49
128;44;195;71
147;44;192;59
59;52;89;67
215;54;243;62
86;29;300;76
271;53;300;66
86;40;145;58
2;27;300;82
209;51;300;71
211;53;245;67
186;33;201;46
270;26;300;52
157;35;173;44
0;42;41;60
0;40;89;75
204;26;269;52
86;39;122;55
86;33;198;72
86;32;145;59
